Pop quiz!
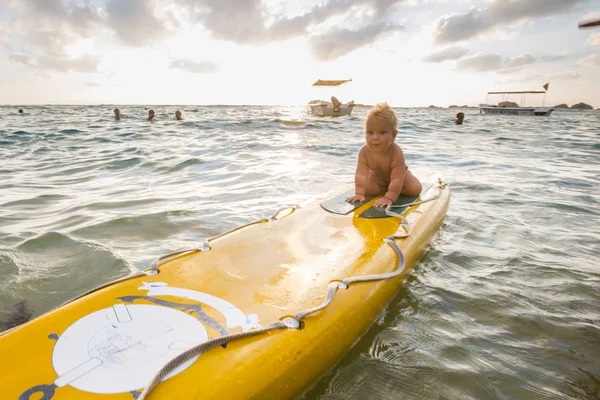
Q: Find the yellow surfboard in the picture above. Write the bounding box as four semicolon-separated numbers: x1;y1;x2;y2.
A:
0;181;449;400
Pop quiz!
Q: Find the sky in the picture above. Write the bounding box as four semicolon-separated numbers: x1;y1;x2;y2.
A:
0;0;598;107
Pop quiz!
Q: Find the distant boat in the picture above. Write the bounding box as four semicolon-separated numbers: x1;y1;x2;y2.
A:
479;88;554;116
308;79;355;117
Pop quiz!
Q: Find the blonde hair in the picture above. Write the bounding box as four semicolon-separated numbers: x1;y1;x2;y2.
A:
366;102;398;130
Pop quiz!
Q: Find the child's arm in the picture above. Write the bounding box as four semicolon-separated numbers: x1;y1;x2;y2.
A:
346;147;369;202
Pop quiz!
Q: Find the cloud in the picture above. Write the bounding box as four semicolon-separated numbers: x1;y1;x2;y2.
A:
67;2;105;35
105;0;175;46
2;1;103;73
39;54;101;73
3;0;410;64
170;59;220;73
309;22;403;61
457;52;536;72
0;22;10;46
540;54;569;62
179;0;408;44
494;70;582;84
423;46;469;62
577;54;600;66
8;54;36;68
9;52;101;72
173;0;408;59
457;53;503;71
589;32;600;48
186;0;270;44
435;0;586;44
503;53;535;68
434;8;491;44
580;10;600;23
10;0;102;37
549;71;581;80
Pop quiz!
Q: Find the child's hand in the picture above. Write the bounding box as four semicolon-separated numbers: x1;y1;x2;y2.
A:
374;196;392;208
345;194;365;203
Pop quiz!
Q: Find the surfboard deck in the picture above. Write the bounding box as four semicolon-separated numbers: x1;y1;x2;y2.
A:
0;182;450;400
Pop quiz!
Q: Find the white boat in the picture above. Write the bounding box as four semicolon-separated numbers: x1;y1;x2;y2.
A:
479;104;554;116
308;99;355;116
480;90;554;117
308;79;355;117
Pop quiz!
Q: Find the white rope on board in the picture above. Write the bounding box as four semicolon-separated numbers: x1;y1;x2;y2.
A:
138;180;448;399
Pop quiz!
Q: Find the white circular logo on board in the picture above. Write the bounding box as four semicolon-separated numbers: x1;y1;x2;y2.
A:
52;304;207;394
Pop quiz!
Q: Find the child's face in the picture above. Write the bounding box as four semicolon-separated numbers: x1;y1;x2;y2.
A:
365;114;397;153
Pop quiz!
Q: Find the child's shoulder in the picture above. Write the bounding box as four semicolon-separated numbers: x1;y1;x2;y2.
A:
389;143;405;161
391;143;403;153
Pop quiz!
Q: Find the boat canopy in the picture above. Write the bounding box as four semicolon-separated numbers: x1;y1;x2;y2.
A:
312;79;352;87
579;19;600;28
488;90;546;94
487;91;546;94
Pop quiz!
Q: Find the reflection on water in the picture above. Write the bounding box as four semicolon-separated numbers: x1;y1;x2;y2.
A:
0;105;599;399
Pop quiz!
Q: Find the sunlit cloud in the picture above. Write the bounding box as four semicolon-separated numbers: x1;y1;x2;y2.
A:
170;59;221;74
503;53;535;69
456;53;535;73
577;54;600;66
457;53;503;71
106;0;175;46
589;32;600;48
0;0;598;107
309;22;403;61
9;52;101;72
422;46;469;63
580;10;600;23
434;0;586;44
494;70;582;84
170;0;408;47
8;54;35;68
549;71;582;80
539;54;569;62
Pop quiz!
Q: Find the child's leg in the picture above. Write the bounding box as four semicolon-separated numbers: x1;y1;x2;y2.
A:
364;171;387;196
401;170;422;196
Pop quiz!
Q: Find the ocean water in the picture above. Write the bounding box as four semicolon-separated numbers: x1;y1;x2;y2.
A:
0;105;598;399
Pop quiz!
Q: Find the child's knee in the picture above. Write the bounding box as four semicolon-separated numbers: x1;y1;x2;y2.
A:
403;173;422;196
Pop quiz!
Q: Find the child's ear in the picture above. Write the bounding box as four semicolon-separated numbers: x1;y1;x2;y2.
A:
393;129;398;139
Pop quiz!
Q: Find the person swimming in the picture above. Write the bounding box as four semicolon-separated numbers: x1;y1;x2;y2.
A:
456;112;464;125
148;109;155;121
175;110;182;120
18;109;23;114
114;108;128;120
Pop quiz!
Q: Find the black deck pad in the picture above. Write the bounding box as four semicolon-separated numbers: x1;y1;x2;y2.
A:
358;195;419;219
320;189;373;215
320;189;419;218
